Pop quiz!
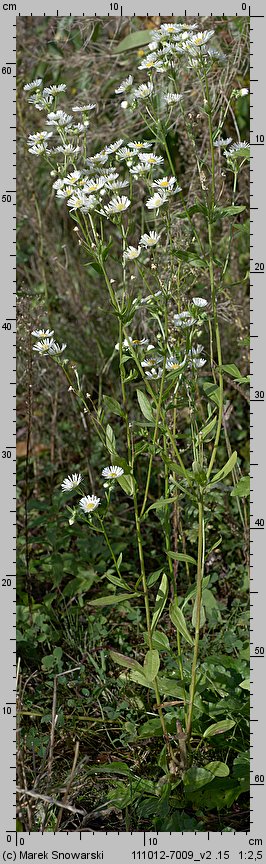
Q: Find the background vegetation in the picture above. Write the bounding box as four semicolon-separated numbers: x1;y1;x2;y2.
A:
17;16;249;833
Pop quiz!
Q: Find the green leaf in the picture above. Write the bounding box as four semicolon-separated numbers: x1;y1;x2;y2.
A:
145;496;177;516
86;761;133;776
106;423;116;454
173;250;208;269
138;718;163;738
88;592;139;607
143;649;160;682
114;29;154;54
239;677;250;691
169;599;194;646
157;677;186;700
104;572;132;591
167;551;197;566
109;650;143;672
221;363;250;383
214;205;246;220
151;573;168;632
137;389;154;422
184;766;214;791
208;451;237;485
231;476;250;498
181;576;210;610
198;415;217;441
205;761;230;778
203;381;221;408
103;395;124;417
203;719;236;738
117;474;135;496
151;630;170;652
192;600;206;629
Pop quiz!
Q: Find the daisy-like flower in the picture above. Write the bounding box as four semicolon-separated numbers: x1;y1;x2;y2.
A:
47;341;67;355
139;153;164;166
102;465;124;479
79;195;97;214
66;192;86;211
115;75;134;94
214;137;232;148
138;55;158;70
28;142;50;155
191;357;206;368
124;245;141;261
117;147;138;160
61;473;82;492
145;366;163;380
24;78;43;91
32;329;54;339
165;93;183;105
43;84;67;95
130;163;151;176
72;103;96;112
140;231;160;248
33;338;55;354
141;355;162;369
107;179;129;191
223;141;250;159
134;82;154;99
55;145;81;155
71;123;87;135
192;297;208;308
86;153;108;167
46;110;73;127
174;312;194;328
104;139;124;154
166;356;186;372
186;30;214;48
79;495;100;513
152;176;178;191
83;177;106;194
128;141;152;150
104;196;131;215
63;171;82;185
146;192;168;210
56;186;76;199
28;131;53;144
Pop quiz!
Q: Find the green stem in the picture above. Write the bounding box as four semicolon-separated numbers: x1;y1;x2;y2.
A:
186;499;205;742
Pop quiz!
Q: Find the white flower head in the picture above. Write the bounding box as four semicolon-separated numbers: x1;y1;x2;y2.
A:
47;341;67;355
104;139;124;155
140;231;160;248
24;78;43;91
174;312;194;328
32;329;54;339
79;495;101;513
128;141;152;150
146;192;167;210
115;75;134;94
134;82;154;99
104;196;131;216
33;338;55;354
28;142;50;156
72;103;96;112
124;246;141;261
152;176;178;191
214;137;232;148
54;145;81;156
165;93;183;105
223;141;250;160
145;367;163;380
43;84;67;95
139;153;164;166
46;110;73;127
192;297;208;308
166;357;186;372
61;473;82;492
102;465;124;479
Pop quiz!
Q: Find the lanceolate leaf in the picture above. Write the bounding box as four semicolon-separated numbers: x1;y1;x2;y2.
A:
231;476;250;498
167;551;197;566
203;719;236;738
208;451;237;486
88;592;139;607
114;29;154;54
151;573;168;632
137;389;154;422
143;649;160;682
109;650;143;672
169;599;194;646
